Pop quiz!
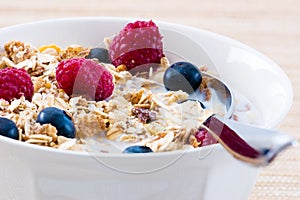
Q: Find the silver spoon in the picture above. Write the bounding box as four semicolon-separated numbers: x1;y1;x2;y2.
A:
187;72;296;166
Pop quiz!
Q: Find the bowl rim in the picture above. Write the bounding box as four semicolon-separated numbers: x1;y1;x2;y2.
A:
0;17;293;157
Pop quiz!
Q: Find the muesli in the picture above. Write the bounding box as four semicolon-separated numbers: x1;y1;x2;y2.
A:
0;20;256;153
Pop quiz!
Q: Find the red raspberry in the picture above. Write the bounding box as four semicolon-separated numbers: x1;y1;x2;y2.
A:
56;58;114;101
195;128;218;147
109;20;164;70
0;67;34;102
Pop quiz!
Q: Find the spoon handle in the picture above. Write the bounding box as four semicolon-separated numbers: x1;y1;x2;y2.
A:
203;115;295;166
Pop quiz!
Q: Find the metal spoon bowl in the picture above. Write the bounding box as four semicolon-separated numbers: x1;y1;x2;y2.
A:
185;71;296;166
192;71;234;118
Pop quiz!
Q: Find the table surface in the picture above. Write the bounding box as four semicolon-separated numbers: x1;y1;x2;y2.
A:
1;0;299;199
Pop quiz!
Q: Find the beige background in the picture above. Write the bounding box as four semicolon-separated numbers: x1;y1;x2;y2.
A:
1;0;299;199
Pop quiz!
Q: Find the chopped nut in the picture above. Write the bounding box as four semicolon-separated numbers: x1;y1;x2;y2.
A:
75;112;101;137
33;124;57;142
28;65;45;76
160;57;170;68
60;45;90;59
199;76;212;101
97;117;110;130
4;41;37;64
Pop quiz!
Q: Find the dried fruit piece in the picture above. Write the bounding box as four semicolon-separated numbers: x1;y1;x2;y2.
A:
132;107;156;124
38;44;61;54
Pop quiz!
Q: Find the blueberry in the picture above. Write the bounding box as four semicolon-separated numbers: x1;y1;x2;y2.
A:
86;48;111;63
163;62;202;94
0;117;19;140
36;107;75;138
123;145;153;154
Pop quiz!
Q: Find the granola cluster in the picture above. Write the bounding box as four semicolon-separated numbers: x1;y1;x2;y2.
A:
0;41;212;153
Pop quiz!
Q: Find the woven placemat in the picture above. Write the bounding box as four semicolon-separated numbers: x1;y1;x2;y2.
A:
248;138;300;200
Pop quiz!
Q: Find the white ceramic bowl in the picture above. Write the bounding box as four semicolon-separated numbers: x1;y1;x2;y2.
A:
0;18;293;200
